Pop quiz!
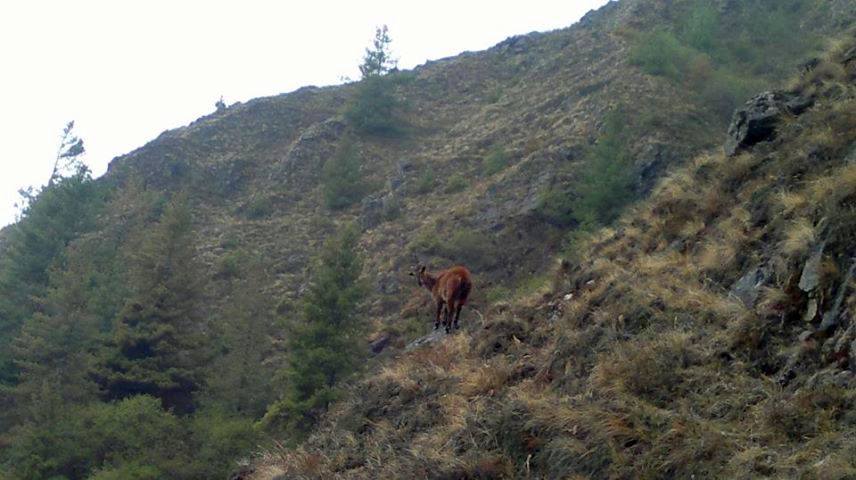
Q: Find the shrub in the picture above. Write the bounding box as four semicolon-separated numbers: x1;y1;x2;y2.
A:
413;169;436;194
322;140;370;210
220;232;240;250
244;196;273;219
217;253;242;279
539;111;636;228
344;76;404;137
412;228;493;270
630;30;695;80
444;174;468;193
481;146;511;176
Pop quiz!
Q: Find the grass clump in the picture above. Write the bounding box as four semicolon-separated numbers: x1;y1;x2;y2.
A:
412;228;493;271
412;169;436;194
321;140;372;210
242;195;273;219
481;146;511;177
444;174;468;193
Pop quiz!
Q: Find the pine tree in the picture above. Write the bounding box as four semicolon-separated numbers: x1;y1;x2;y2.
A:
0;165;102;385
345;25;405;136
260;224;366;437
9;249;102;407
96;195;208;414
205;259;276;417
359;25;397;79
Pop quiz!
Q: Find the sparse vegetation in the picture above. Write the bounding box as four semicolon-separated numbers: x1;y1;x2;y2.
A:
444;173;468;193
413;169;436;194
260;224;366;440
539;110;636;228
3;3;856;479
321;140;371;210
255;30;856;479
481;146;511;176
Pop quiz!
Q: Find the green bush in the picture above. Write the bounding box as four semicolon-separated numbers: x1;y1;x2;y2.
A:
220;232;240;250
190;408;260;476
539;111;635;228
412;229;492;270
444;174;468;193
413;170;436;194
630;30;696;81
244;196;273;219
481;146;511;176
217;253;242;279
344;76;404;137
322;140;370;210
5;396;186;480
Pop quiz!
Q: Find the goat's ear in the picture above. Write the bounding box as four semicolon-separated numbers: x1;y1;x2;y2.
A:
420;265;426;274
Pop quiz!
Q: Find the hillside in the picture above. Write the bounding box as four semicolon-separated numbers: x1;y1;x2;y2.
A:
0;0;855;478
100;0;850;345
249;31;856;479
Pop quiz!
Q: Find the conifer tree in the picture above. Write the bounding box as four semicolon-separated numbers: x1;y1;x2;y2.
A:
205;259;275;417
0;165;102;385
10;249;102;409
96;195;208;414
260;224;366;437
359;25;397;79
345;25;404;136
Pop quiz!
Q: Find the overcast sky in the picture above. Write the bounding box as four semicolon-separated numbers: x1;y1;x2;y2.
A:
0;0;611;227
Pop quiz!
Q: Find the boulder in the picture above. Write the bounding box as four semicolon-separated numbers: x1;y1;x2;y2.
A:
369;333;393;354
730;264;771;308
725;91;813;156
798;241;826;292
635;142;680;193
360;192;398;229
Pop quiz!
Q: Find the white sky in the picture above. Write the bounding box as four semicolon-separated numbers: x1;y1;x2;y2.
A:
0;0;610;227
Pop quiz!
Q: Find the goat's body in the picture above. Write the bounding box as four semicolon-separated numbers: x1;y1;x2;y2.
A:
419;266;472;333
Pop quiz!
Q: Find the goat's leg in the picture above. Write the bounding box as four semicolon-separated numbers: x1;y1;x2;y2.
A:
445;300;454;333
434;301;444;330
454;303;463;330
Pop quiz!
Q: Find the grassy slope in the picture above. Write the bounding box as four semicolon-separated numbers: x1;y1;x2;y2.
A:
250;33;856;480
98;0;850;357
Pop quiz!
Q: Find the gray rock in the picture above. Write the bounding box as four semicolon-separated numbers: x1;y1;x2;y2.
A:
280;253;307;273
799;241;826;292
361;195;385;229
369;333;392;354
725;91;813;156
851;338;856;371
360;192;399;229
405;328;446;352
818;260;856;334
730;264;771;308
635;142;679;194
377;274;400;295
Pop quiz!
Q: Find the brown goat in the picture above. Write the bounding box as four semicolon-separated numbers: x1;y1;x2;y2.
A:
411;264;473;333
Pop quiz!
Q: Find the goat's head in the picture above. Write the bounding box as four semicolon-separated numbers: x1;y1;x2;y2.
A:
409;263;426;286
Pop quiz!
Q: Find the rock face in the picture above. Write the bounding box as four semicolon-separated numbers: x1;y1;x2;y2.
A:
730;264;771;308
725;91;813;156
369;333;393;354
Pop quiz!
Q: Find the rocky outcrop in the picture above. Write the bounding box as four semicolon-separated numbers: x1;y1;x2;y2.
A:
725;91;813;156
731;264;772;308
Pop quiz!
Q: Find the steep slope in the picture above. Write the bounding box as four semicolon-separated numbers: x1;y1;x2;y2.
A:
100;0;850;349
248;31;856;479
2;0;855;477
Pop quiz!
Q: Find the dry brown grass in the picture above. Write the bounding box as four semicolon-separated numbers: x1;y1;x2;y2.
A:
781;217;817;258
251;33;856;480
